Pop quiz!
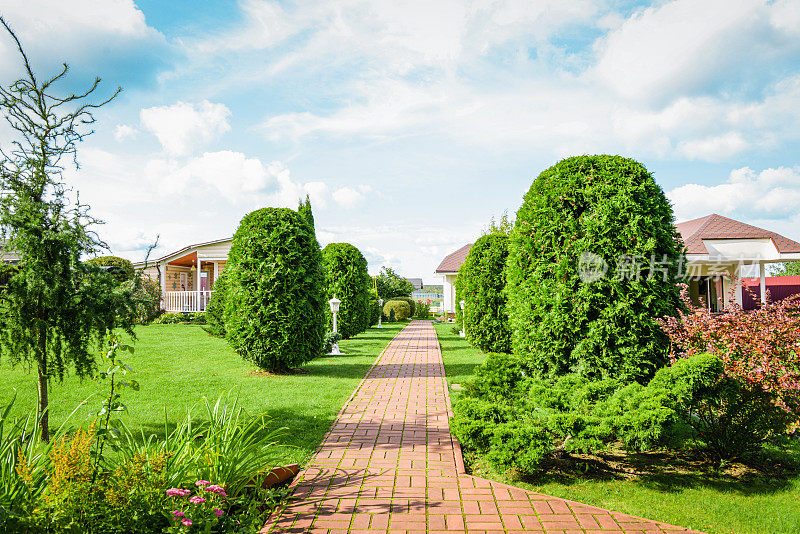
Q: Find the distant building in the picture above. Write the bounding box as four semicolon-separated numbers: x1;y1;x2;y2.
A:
405;277;423;290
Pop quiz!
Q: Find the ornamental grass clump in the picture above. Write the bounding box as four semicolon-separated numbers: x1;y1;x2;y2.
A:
224;207;326;372
506;155;683;383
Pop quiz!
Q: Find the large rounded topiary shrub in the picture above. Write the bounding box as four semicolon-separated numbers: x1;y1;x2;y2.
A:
223;208;325;372
506;155;683;383
455;233;511;353
322;243;371;339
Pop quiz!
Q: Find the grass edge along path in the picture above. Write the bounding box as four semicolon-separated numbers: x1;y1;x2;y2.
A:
434;322;800;534
0;321;407;466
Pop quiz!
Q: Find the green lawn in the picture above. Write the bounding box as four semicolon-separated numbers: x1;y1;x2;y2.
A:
0;321;406;465
434;323;800;534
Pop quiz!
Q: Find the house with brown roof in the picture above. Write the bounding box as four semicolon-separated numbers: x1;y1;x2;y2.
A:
133;237;232;312
434;214;800;313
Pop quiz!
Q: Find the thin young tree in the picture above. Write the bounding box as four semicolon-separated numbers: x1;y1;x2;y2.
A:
0;18;130;441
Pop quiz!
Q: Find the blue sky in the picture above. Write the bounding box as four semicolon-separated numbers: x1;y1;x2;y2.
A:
1;0;799;279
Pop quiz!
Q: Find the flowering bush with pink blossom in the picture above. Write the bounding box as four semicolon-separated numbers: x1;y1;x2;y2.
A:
659;284;799;457
166;480;227;533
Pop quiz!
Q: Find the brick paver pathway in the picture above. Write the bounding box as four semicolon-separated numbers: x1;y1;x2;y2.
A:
261;321;701;534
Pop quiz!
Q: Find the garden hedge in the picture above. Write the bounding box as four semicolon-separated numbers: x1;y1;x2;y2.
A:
383;300;411;321
86;256;134;285
506;155;683;383
390;296;416;317
455;233;511;353
223;208;326;372
322;243;371;339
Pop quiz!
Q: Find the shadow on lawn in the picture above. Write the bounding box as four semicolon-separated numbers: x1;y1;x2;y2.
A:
515;445;799;497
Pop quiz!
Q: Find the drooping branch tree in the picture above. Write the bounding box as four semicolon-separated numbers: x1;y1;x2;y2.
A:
0;18;130;440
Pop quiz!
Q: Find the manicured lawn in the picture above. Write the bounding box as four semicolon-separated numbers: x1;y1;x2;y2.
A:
435;323;800;534
0;321;406;465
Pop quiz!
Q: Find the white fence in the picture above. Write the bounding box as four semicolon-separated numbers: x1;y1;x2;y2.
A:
164;291;213;313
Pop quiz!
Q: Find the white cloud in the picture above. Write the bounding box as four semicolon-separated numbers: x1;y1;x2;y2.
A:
140;100;231;157
332;186;366;208
113;124;138;141
592;0;800;103
145;150;277;203
677;132;749;161
668;166;800;221
0;0;159;80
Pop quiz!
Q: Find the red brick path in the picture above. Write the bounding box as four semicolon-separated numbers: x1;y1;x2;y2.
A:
261;321;701;533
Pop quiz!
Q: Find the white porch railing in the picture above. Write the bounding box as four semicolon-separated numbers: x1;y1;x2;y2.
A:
164;291;213;313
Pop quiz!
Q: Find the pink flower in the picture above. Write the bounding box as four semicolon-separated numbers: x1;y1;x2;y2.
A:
181;518;192;527
189;496;206;504
214;508;224;517
166;488;191;497
172;510;185;518
195;480;210;486
204;484;228;497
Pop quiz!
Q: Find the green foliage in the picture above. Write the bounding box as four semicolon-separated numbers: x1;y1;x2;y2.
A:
375;266;415;300
322;243;371;339
152;312;206;325
203;271;228;337
86;256;135;285
224;208;325;372
297;194;315;231
452;351;790;476
383;300;410;321
414;301;431;319
485;210;514;236
0;20;131;440
772;262;800;276
323;331;343;354
391;296;416;317
455;233;511;353
367;293;381;326
120;276;161;324
506;155;683;383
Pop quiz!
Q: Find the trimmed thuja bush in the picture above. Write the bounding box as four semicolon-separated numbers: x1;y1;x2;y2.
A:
223;208;325;372
455;233;511;353
322;243;371;339
383;300;411;321
506;155;683;383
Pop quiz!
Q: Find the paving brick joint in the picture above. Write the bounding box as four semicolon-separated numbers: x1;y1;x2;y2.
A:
261;321;702;534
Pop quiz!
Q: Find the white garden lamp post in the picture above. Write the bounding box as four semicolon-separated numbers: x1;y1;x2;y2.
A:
328;296;343;355
459;300;466;337
377;298;384;328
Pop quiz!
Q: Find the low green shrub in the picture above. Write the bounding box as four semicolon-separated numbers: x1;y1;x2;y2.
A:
388;308;396;322
383;300;410;321
152;312;206;325
204;272;228;337
414;301;431;319
451;351;781;475
392;296;416;317
120;276;162;324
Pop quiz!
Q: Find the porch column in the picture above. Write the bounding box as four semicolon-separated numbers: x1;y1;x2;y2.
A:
734;265;743;307
159;262;167;310
197;258;202;312
759;261;767;305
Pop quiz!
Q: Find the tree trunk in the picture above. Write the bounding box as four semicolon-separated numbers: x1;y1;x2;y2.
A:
37;345;49;442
